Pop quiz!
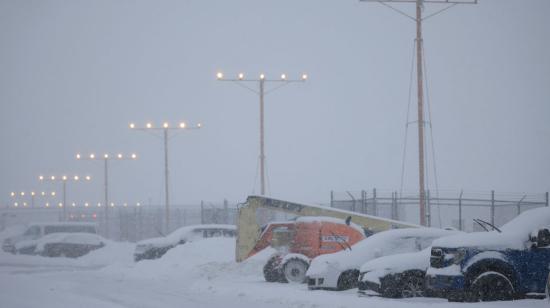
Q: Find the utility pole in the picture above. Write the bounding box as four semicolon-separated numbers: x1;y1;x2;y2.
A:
216;72;307;195
360;0;477;225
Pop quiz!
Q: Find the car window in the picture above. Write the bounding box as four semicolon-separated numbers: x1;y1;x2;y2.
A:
44;225;96;234
23;226;40;237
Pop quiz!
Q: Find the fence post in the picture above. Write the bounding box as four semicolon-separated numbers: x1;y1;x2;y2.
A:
138;205;143;241
183;209;187;226
517;195;526;216
391;192;397;220
458;190;463;231
546;192;549;207
224;199;229;224
200;200;204;224
373;188;377;216
330;190;334;208
427;190;431;227
361;190;366;214
491;190;495;226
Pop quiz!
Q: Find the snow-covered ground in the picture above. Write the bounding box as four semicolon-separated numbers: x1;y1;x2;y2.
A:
0;236;546;308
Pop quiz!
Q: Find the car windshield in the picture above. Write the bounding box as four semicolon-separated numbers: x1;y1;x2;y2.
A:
23;226;40;237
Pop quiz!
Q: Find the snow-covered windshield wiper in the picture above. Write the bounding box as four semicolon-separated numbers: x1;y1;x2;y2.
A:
330;231;352;251
473;218;502;233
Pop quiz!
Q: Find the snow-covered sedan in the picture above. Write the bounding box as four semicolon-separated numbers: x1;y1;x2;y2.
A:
306;227;459;290
2;222;99;254
357;248;433;298
134;224;236;262
33;232;106;258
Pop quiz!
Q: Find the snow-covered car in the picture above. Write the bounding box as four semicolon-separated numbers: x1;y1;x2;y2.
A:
306;227;459;290
426;207;550;302
134;224;236;262
2;222;98;254
25;232;106;258
358;247;433;298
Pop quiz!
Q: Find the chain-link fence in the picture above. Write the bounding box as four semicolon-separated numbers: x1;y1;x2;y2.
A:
330;189;549;231
0;200;239;242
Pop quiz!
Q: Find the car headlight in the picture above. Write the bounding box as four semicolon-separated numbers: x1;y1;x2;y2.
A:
448;249;467;265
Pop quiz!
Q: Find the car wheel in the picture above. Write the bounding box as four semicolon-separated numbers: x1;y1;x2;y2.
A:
470;271;515;301
400;274;425;298
263;255;284;282
283;258;309;284
337;270;359;290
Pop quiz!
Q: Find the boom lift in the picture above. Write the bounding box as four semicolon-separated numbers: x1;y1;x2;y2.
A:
236;196;418;282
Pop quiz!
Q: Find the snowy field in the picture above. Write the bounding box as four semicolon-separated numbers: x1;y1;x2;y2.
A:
0;236;546;308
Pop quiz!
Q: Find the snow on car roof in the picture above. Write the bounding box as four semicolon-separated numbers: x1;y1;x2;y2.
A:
137;224;236;247
29;222;97;228
432;207;550;250
306;227;458;276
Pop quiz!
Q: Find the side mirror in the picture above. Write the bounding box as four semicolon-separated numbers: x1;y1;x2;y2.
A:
537;228;550;248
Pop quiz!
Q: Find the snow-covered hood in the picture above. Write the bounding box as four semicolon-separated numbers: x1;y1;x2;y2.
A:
431;231;529;250
306;227;458;276
432;207;550;250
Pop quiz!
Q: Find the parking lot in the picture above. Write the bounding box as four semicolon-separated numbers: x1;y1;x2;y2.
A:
0;237;546;308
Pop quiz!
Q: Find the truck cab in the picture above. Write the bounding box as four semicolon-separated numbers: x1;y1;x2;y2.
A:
426;207;550;301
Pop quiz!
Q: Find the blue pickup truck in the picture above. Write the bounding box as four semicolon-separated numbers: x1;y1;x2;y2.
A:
426;207;550;301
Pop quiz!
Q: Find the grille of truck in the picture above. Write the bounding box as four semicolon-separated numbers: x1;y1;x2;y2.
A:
430;248;444;268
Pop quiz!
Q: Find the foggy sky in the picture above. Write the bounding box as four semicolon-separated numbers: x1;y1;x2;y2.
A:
1;0;549;207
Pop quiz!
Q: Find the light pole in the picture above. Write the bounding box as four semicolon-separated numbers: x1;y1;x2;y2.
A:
38;174;91;221
360;0;476;225
130;121;201;232
216;72;307;195
10;191;56;208
76;152;137;238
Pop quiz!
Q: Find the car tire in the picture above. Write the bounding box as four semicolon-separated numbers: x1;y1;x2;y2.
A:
337;270;359;290
282;258;309;284
263;255;284;282
399;272;426;298
470;271;515;301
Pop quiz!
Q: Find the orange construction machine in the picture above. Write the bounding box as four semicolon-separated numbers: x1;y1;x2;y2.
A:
253;217;367;283
236;196;418;284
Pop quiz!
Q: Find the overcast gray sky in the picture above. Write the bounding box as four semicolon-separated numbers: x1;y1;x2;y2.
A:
1;0;549;207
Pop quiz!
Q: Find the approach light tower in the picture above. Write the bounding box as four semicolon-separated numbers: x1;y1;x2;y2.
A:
38;174;91;221
76;152;137;237
130;121;201;233
360;0;476;226
216;72;307;195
